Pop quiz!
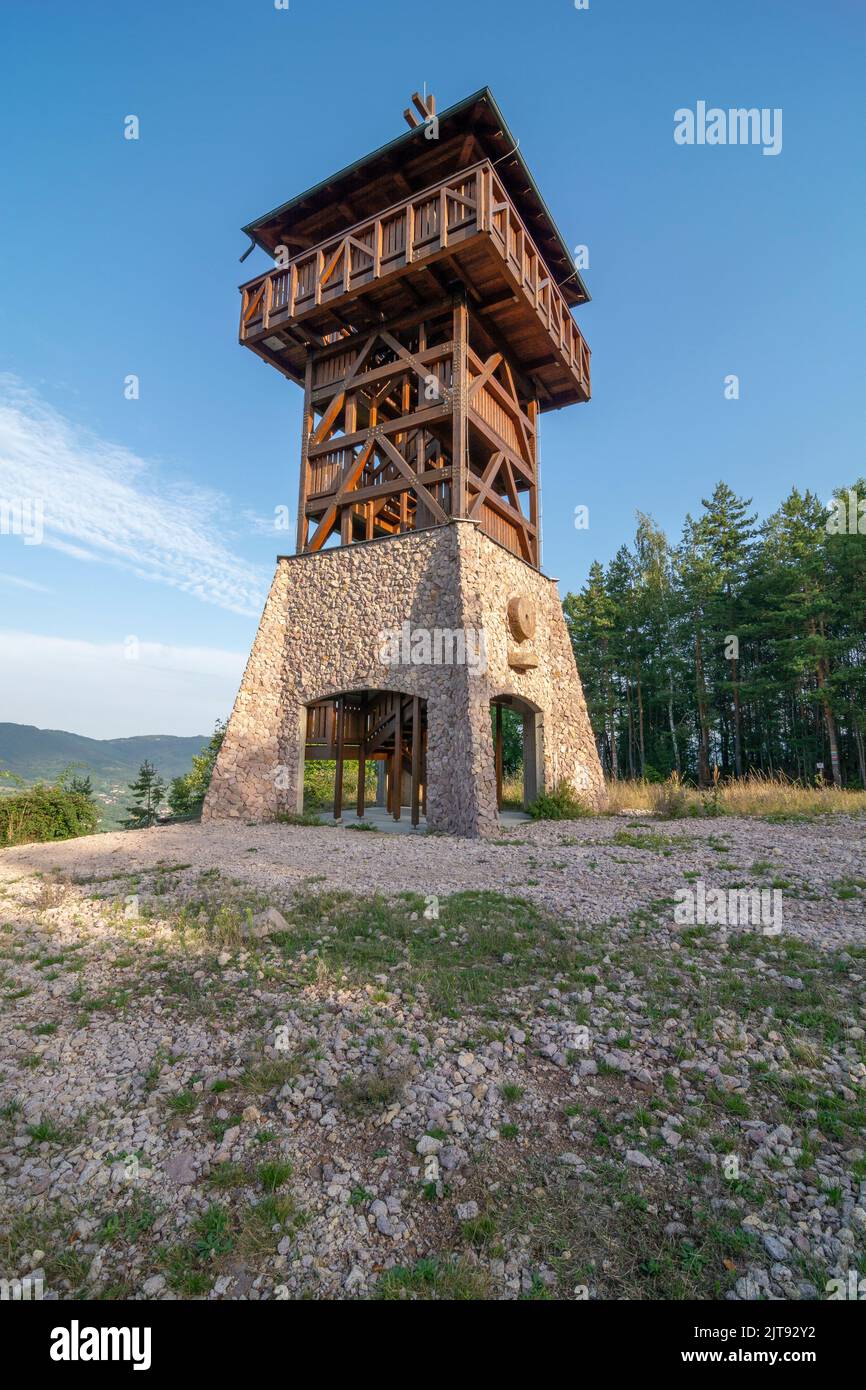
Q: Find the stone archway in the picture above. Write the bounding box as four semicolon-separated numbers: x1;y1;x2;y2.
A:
491;692;543;812
304;688;428;825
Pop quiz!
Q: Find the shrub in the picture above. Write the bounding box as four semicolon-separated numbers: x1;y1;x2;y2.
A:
0;783;99;846
527;780;590;821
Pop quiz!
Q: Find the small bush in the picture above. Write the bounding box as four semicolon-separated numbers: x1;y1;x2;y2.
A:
527;780;590;821
0;784;99;846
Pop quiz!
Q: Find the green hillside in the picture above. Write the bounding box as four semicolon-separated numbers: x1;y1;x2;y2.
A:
0;724;210;830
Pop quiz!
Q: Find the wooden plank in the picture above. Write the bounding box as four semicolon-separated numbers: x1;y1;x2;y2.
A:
452;289;469;516
392;694;402;821
295;354;314;552
411;696;421;827
310;390;346;447
334;697;345;821
306;436;374;551
495;703;503;810
356;696;367;818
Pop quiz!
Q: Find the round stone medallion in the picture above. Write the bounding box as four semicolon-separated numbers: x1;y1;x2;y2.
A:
507;594;536;643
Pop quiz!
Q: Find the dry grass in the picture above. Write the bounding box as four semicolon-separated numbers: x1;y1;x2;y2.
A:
604;771;866;819
500;771;524;809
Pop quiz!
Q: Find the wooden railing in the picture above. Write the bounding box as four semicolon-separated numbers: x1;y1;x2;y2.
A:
240;161;590;397
485;168;591;394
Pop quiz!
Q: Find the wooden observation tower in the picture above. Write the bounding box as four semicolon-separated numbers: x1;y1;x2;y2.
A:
205;89;604;836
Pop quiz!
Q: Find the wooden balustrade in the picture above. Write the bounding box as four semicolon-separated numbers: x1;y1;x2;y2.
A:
239;160;590;401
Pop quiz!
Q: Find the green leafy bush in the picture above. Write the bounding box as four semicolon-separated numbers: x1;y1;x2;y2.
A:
0;783;99;846
526;780;591;821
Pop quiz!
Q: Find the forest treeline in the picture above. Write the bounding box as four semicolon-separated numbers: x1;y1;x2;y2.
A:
564;481;866;788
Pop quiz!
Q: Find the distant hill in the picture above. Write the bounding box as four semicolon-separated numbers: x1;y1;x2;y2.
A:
0;723;210;829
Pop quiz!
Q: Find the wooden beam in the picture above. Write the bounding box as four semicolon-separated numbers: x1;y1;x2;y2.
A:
495;703;503;810
306;436;375;551
296;354;314;552
334;697;345;821
308;403;450;458
376;434;449;523
307;465;451;510
310;389;346;447
411;696;421;827
392;694;402;821
467;451;505;519
467;352;503;402
356;696;367;818
451;288;469;516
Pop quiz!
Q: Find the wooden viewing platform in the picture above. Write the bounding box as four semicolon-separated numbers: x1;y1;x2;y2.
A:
239;159;590;411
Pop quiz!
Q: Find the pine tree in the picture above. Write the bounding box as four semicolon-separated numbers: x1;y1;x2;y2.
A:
123;760;165;829
562;476;866;790
691;483;757;776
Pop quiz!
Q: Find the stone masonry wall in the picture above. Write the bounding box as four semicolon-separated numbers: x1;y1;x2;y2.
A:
203;522;605;836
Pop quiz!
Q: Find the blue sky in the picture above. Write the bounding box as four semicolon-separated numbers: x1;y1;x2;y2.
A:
1;0;863;737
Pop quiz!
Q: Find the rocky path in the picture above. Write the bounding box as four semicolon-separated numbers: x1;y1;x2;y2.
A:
1;814;864;1300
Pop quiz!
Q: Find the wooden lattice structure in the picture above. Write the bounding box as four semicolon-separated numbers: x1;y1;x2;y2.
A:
239;88;590;570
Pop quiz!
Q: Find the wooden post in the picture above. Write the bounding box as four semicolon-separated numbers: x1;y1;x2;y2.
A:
334;697;345;821
411;696;421;827
357;697;367;818
341;394;357;545
392;694;402;821
451;288;469;517
296;353;314;552
495;702;503;810
528;396;540;568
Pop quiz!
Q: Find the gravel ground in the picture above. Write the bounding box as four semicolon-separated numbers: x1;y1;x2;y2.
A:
1;813;864;1301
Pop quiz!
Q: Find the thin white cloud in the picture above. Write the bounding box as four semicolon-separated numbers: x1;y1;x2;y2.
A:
0;572;53;593
0;377;269;616
0;631;246;739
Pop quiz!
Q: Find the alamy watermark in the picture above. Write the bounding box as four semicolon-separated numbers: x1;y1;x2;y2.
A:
826;488;865;535
377;622;487;675
1;1275;44;1300
675;879;782;935
0;498;44;545
674;102;782;157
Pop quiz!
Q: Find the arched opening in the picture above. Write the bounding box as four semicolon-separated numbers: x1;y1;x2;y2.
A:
491;694;542;813
304;690;428;826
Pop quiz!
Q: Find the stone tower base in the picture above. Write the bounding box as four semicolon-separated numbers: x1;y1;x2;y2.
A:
203;521;604;837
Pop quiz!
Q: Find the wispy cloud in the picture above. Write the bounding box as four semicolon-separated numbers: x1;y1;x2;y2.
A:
0;377;269;616
0;572;52;593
